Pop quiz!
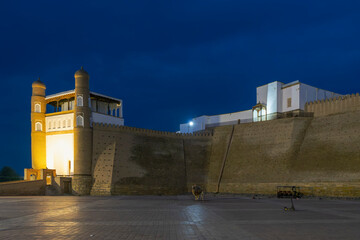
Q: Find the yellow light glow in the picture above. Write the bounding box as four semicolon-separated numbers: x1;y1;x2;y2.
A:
46;133;74;175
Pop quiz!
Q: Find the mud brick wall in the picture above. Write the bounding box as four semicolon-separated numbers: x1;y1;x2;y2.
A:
90;109;360;197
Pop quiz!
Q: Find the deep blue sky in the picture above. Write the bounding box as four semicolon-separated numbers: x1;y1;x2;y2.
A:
1;0;360;174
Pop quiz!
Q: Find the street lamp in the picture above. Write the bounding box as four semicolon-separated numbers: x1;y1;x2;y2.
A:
187;121;194;133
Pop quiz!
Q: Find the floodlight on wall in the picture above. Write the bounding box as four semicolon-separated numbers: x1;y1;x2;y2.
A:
189;121;194;126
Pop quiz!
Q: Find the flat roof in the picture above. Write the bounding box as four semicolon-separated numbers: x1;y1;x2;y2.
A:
45;89;122;102
281;80;300;89
256;80;284;89
257;80;341;95
45;90;74;100
90;91;122;103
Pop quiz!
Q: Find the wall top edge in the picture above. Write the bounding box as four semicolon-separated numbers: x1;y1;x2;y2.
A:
305;93;359;106
92;123;213;137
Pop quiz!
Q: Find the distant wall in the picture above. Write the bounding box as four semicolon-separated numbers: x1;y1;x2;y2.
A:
0;180;45;196
305;93;360;117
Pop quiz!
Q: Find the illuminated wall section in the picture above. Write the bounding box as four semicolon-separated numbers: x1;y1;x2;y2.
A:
266;81;282;114
46;133;74;175
46;113;73;132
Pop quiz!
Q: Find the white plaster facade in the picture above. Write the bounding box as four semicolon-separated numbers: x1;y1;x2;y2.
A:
46;113;74;132
180;80;342;133
92;112;124;126
179;110;252;133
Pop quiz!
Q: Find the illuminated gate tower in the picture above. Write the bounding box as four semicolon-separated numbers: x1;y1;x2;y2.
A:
30;67;124;194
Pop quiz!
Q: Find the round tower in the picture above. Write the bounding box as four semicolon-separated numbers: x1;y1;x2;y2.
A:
31;78;47;169
72;67;93;195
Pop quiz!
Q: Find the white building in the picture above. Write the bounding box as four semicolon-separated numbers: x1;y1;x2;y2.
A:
179;80;341;133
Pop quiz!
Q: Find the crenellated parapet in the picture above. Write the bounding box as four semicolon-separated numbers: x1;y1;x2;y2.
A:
305;93;360;117
92;123;213;138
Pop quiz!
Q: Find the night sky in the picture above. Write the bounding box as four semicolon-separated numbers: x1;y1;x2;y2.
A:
1;1;360;174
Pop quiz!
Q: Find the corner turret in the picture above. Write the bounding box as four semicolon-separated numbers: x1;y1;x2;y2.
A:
31;78;46;169
72;67;93;195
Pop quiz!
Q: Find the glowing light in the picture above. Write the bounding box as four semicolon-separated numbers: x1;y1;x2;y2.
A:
189;121;194;126
46;133;74;175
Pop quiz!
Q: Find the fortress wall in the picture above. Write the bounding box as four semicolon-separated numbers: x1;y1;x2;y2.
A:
210;111;360;197
91;124;212;195
305;93;360;117
288;110;360;196
112;133;186;195
206;125;234;192
292;110;360;182
90;111;360;197
211;118;311;193
183;137;213;191
92;124;212;138
90;131;116;196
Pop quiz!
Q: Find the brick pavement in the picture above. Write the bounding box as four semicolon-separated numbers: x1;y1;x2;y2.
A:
0;195;359;239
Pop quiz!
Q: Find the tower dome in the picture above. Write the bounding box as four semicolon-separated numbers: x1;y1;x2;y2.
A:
74;66;89;78
32;78;46;88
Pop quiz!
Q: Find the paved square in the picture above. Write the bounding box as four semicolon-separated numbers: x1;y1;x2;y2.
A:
0;195;359;239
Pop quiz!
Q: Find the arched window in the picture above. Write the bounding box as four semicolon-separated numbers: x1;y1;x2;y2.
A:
58;120;61;128
67;119;71;128
35;122;42;131
48;121;52;130
77;95;83;107
63;120;66;128
76;115;84;127
252;103;267;122
34;103;41;113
